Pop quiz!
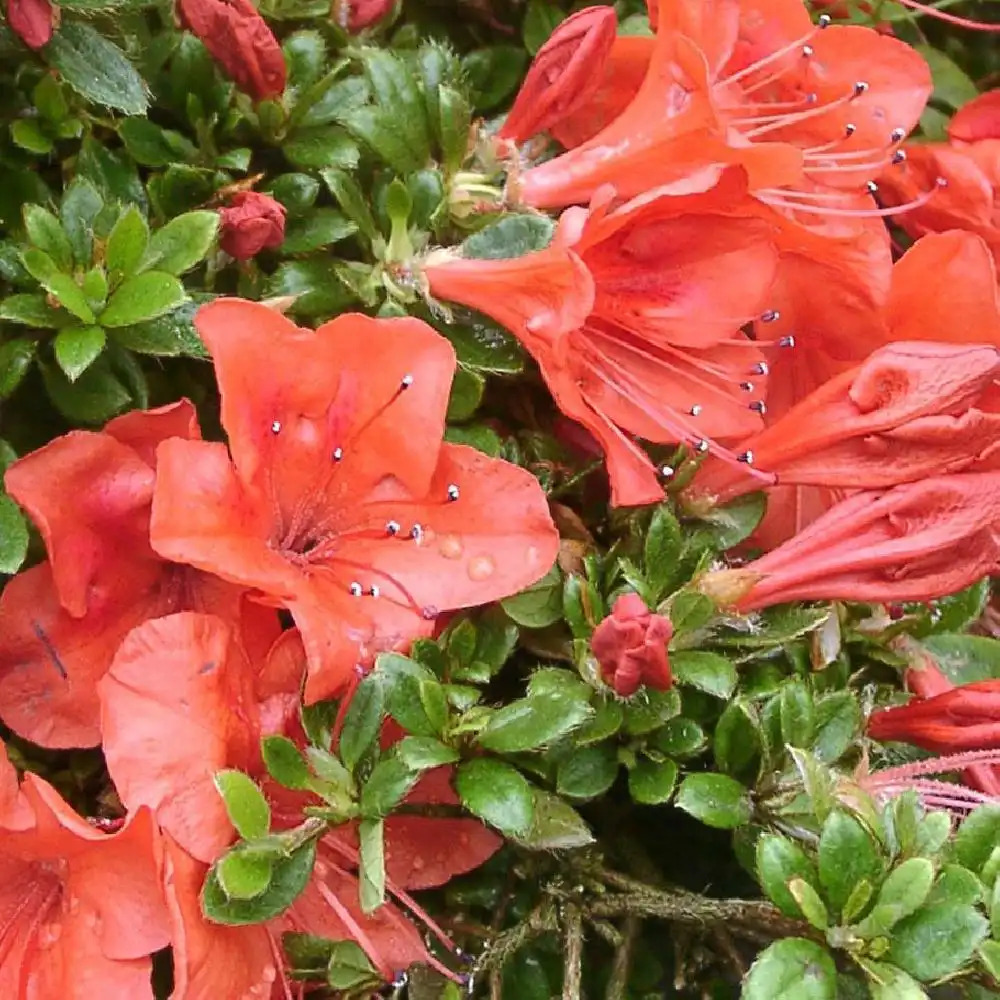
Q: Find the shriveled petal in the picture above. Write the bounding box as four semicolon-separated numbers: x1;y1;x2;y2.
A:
100;613;258;863
4;431;158;617
194;300;456;508
104;399;201;467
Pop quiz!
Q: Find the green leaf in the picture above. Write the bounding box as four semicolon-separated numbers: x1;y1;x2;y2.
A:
41;357;131;424
0;293;69;328
622;687;681;736
628;758;678;805
523;0;563;53
431;314;524;375
926;865;983;909
954;805;1000;874
393;736;459;770
60;178;104;266
216;851;273;900
360;757;419;818
76;135;146;209
284;126;360;170
889;904;989;981
914;45;979;111
11;119;54;155
645;505;683;598
670;650;737;699
462;46;528;112
21;248;95;322
756;834;819;919
0;496;29;575
514;788;594;850
23;205;73;271
378;654;448;737
478;690;594;753
326;940;380;991
106;206;149;281
47;22;149;115
812;691;860;763
856;960;928;1000
462;215;555;260
266;173;321;216
54;325;106;381
979;940;1000;982
501;563;562;628
320;168;378;240
437;85;472;175
266;259;357;319
357;818;385;914
455;758;534;837
779;680;816;750
818;810;884;915
145;211;220;275
743;939;836;1000
262;736;312;791
339;672;385;773
675;773;751;829
202;841;316;925
651;717;705;758
855;858;935;937
921;635;1000;685
213;770;271;840
446;368;485;422
111;297;209;358
0;339;35;400
714;698;761;776
281;209;357;254
788;878;828;930
119;118;197;167
556;744;618;800
99;272;187;327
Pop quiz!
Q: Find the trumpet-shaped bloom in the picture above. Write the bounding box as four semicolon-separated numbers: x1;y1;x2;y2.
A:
150;301;558;703
0;746;169;999
517;0;931;209
698;471;1000;611
424;176;780;506
498;6;619;144
691;341;1000;501
0;401;276;749
100;613;500;994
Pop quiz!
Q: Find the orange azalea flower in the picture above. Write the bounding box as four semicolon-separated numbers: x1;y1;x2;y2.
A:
101;614;500;994
150;300;558;703
698;471;1000;611
690;341;1000;502
0;744;170;998
0;401;279;749
517;0;931;209
424;175;780;506
497;6;619;145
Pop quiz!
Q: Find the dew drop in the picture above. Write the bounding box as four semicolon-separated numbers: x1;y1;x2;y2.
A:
467;555;496;581
438;534;464;560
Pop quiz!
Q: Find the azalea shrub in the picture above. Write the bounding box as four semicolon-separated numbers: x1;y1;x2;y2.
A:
4;0;1000;998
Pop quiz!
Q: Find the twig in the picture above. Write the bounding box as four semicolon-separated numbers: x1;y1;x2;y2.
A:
604;916;639;1000
562;906;584;1000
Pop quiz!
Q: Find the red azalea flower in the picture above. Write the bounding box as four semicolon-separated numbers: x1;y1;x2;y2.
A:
0;401;280;749
149;300;559;703
424;173;780;506
517;0;931;209
177;0;286;101
219;191;287;260
497;6;618;144
591;593;672;696
101;613;501;993
698;471;1000;611
690;341;1000;502
0;745;169;998
6;0;55;48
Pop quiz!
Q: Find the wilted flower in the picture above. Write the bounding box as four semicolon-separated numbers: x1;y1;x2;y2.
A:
6;0;55;48
591;593;672;697
177;0;286;101
498;7;618;144
219;190;287;260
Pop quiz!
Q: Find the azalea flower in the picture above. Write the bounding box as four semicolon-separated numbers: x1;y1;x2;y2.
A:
515;0;932;210
497;6;619;145
0;743;170;998
6;0;55;49
0;401;278;749
423;174;781;506
150;300;558;703
219;192;287;261
697;471;1000;611
100;613;500;995
878;90;1000;263
690;341;1000;502
591;593;672;696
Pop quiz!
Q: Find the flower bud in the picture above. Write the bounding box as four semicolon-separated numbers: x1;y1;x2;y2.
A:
178;0;286;101
7;0;55;49
336;0;394;31
219;191;286;260
498;6;617;144
591;593;672;697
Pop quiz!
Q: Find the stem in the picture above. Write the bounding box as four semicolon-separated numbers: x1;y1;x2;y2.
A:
472;904;559;978
604;916;639;1000
562;906;583;1000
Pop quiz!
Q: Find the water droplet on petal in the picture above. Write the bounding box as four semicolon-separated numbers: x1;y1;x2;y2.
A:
438;534;464;560
467;555;496;581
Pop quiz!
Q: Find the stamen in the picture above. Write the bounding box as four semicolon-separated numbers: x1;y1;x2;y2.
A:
752;362;769;376
446;484;460;501
721;19;828;86
694;439;710;454
400;374;414;389
660;465;674;478
891;150;907;164
749;400;767;414
802;44;814;57
349;582;363;597
759;177;944;218
689;405;703;416
369;585;380;598
332;447;344;461
890;127;906;142
779;335;796;348
270;420;281;433
410;523;424;543
386;520;401;536
760;310;780;323
737;451;754;464
740;381;754;393
866;180;879;194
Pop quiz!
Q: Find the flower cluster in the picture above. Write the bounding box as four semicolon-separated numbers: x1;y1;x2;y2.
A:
0;304;557;994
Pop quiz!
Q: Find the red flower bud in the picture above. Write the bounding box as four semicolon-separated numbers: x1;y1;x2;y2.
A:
497;6;617;144
336;0;393;31
591;593;672;697
7;0;55;49
177;0;286;101
218;191;286;260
